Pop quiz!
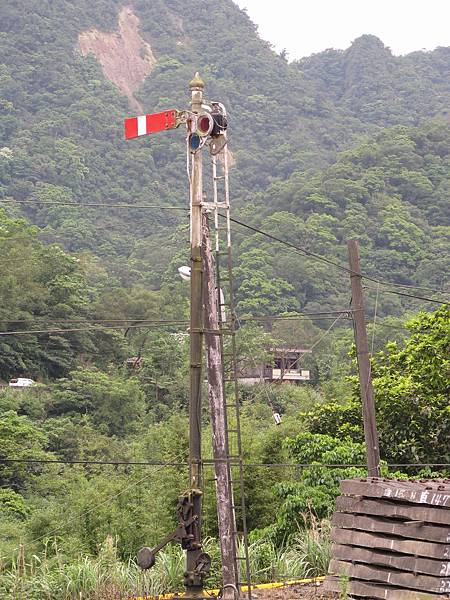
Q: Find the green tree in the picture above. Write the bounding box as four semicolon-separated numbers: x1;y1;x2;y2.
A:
0;411;49;490
270;432;367;542
303;305;450;465
50;368;146;437
372;304;450;464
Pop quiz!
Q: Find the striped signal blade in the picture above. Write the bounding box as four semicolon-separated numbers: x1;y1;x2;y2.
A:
124;110;178;140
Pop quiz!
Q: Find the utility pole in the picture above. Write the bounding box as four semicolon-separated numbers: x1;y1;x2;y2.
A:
347;239;381;477
202;214;237;599
186;72;206;598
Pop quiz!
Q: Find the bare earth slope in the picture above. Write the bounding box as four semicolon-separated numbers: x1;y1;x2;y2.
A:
78;5;155;111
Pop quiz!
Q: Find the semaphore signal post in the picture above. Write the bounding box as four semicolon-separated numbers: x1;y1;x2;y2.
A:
124;75;250;600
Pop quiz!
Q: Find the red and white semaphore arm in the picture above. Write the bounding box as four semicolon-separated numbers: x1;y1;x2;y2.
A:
124;109;186;140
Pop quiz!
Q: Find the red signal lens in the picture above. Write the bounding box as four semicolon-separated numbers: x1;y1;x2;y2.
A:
197;113;213;136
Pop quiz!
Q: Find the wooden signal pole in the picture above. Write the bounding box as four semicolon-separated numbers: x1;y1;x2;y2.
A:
187;72;205;597
131;75;240;599
189;72;204;492
347;240;381;477
202;214;237;599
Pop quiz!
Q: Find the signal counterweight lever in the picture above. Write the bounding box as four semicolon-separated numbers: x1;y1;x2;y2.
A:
137;524;189;570
137;489;211;590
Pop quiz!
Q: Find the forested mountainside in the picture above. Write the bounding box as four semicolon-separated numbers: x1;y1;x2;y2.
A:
0;2;449;597
0;0;449;314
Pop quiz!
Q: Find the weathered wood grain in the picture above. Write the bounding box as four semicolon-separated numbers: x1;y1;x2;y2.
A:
331;543;450;577
331;528;450;559
324;577;450;599
336;495;450;526
340;479;450;508
329;560;450;594
332;512;450;543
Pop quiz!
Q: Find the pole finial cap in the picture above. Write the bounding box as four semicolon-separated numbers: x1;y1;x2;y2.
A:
189;72;204;90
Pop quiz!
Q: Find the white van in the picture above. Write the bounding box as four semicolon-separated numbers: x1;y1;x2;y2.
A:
9;378;36;387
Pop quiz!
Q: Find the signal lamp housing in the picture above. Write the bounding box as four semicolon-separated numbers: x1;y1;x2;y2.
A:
196;112;214;137
211;103;228;136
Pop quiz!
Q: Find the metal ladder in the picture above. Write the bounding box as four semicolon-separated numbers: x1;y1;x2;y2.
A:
207;134;252;599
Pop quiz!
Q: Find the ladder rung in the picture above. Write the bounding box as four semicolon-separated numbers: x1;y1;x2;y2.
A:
227;428;239;433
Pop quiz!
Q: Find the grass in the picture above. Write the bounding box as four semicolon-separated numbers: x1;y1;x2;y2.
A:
244;516;330;583
0;522;331;599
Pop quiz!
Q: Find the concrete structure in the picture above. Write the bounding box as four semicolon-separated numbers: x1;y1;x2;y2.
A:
239;347;311;385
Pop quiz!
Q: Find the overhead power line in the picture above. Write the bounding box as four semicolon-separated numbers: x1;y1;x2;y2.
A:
240;310;353;321
0;312;349;327
0;199;188;211
0;458;187;467
2;198;447;302
365;284;449;305
226;215;449;305
0;321;187;336
0;457;448;469
0;312;410;330
0;318;188;324
375;281;450;294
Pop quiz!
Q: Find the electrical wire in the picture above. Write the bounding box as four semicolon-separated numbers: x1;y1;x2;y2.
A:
365;283;449;305
0;199;188;211
281;313;344;373
0;457;448;469
3;199;447;302
0;318;189;324
0;458;187;467
0;311;350;326
240;310;353;321
374;282;450;294
0;314;408;332
0;322;188;336
225;215;449;304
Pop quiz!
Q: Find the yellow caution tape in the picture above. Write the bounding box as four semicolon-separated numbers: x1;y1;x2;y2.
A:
134;576;325;599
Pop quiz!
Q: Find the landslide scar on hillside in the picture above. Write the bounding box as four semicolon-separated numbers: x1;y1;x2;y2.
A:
78;6;155;112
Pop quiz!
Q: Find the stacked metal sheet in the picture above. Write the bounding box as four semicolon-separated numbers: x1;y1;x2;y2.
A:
324;478;450;599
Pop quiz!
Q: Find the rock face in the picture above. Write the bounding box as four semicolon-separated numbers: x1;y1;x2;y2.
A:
78;6;155;112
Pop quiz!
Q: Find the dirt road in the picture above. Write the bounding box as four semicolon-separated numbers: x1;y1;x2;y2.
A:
250;581;332;600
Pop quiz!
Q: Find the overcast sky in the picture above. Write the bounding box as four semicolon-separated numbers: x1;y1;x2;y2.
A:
234;0;450;60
